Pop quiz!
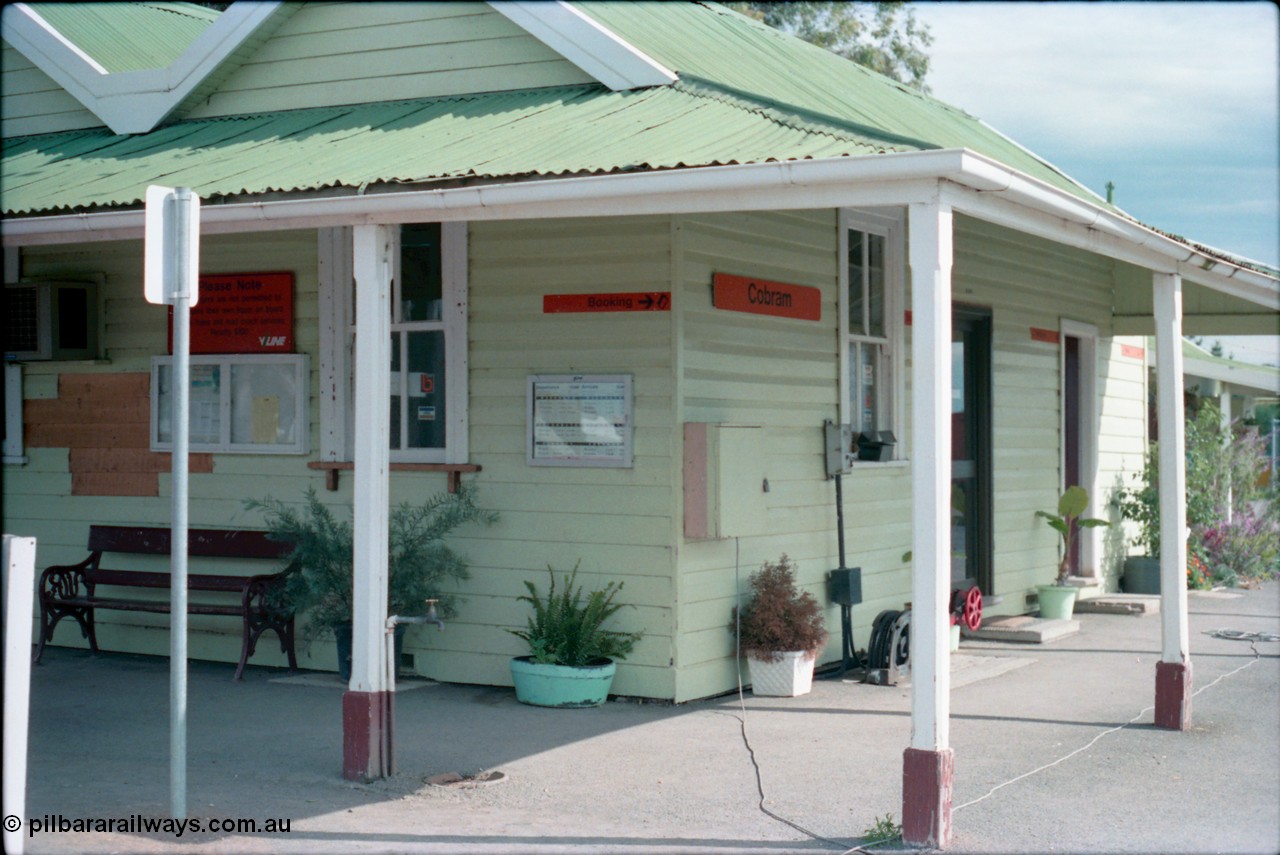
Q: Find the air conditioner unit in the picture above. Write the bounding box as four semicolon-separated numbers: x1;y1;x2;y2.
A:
4;281;98;361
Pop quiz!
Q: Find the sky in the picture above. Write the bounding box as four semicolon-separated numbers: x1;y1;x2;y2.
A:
909;1;1279;367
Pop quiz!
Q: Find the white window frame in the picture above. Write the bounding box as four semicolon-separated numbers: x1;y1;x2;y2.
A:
326;222;469;465
4;362;26;464
150;353;310;454
838;208;905;461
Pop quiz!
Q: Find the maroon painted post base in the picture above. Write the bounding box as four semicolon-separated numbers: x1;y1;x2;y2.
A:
902;747;954;848
1154;660;1192;731
343;690;394;780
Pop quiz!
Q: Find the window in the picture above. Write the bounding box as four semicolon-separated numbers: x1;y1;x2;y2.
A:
151;354;309;454
329;222;468;464
840;209;904;456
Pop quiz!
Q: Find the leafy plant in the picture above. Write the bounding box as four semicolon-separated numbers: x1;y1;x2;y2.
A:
863;812;902;844
729;555;828;662
508;564;643;667
1116;401;1279;586
1035;486;1110;586
245;485;497;646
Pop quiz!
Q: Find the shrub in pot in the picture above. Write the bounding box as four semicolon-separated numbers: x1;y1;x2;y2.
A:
507;563;643;707
246;485;497;678
1035;486;1109;619
729;555;828;697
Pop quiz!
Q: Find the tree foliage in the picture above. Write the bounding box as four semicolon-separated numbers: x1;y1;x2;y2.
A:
726;1;932;90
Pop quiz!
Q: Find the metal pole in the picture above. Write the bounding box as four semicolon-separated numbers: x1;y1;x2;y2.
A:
170;187;192;819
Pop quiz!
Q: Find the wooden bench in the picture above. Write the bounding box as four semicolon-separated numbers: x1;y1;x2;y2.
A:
35;525;299;680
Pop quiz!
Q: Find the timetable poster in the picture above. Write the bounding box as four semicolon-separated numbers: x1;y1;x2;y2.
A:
528;375;632;467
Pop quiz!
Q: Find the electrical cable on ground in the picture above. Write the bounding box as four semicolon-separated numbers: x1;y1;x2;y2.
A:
726;537;891;853
955;630;1267;813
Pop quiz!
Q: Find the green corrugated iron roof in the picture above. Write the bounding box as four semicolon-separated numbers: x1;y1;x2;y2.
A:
27;2;218;73
1;82;919;215
0;0;1113;219
578;1;1102;205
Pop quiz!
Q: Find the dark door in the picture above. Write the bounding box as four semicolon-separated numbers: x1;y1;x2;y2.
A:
951;307;993;592
1063;334;1082;576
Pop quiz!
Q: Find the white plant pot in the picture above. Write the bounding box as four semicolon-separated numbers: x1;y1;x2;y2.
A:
746;650;816;697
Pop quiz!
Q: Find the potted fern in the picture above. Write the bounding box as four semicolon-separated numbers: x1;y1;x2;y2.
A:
729;555;828;697
507;563;643;707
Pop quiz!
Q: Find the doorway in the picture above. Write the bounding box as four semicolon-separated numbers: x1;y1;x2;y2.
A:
1060;321;1099;577
951;306;993;593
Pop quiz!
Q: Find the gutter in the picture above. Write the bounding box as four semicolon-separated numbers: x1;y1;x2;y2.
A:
3;147;1276;306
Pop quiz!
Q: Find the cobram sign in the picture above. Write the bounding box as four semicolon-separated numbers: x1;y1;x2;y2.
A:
543;292;671;313
712;273;821;321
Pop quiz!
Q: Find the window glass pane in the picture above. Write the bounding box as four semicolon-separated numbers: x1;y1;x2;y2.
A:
390;332;401;449
867;232;885;338
231;363;298;445
158;363;222;445
847;230;865;335
405;330;446;449
400;223;443;322
849;341;880;433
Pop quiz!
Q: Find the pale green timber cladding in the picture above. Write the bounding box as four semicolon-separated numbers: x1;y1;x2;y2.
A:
0;40;103;137
182;2;595;120
430;216;678;700
8;231;323;670
673;209;857;703
949;214;1146;608
8;212;1150;700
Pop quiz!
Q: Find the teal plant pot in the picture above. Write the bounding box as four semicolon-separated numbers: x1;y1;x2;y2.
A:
510;656;616;708
1121;556;1161;594
1036;585;1078;620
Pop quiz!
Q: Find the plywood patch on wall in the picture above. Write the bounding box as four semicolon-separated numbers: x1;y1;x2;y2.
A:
25;372;213;496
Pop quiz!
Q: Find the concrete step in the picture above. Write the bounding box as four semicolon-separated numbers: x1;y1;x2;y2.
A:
1075;594;1161;615
962;615;1080;644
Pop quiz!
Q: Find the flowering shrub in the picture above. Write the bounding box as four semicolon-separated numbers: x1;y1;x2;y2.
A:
1186;553;1212;590
1196;511;1280;588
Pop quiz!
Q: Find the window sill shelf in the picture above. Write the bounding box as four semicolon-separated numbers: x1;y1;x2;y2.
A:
307;461;480;492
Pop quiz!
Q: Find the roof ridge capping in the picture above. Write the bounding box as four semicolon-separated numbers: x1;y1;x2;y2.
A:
3;1;286;134
488;0;677;90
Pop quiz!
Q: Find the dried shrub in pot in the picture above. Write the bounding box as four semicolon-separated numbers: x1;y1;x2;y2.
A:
729;554;828;662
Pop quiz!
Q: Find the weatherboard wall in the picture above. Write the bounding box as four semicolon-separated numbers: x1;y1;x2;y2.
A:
8;230;324;670
0;40;103;137
6;211;1149;701
181;2;595;121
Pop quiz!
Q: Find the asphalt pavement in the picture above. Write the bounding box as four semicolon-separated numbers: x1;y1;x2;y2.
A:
11;581;1280;854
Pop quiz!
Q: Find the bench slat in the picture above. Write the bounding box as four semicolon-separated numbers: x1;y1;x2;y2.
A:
87;526;293;560
56;597;245;616
92;569;259;592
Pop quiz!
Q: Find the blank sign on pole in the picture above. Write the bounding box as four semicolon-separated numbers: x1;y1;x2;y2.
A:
145;185;200;306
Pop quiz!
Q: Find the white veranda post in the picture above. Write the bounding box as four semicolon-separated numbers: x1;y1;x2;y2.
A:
343;224;395;780
901;198;955;848
1152;271;1192;729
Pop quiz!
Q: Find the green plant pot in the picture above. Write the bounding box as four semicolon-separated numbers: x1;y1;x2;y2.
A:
1036;584;1078;620
509;656;617;708
1121;556;1161;594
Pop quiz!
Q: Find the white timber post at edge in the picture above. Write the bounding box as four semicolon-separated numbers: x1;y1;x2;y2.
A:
1152;271;1192;730
344;223;394;780
3;535;37;855
902;198;955;849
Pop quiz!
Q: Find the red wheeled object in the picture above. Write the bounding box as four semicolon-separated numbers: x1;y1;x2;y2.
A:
949;582;983;632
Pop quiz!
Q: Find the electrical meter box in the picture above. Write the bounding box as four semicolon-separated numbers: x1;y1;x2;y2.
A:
683;423;767;539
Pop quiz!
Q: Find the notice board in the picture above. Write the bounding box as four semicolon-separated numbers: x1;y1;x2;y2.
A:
169;272;294;354
527;375;633;467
